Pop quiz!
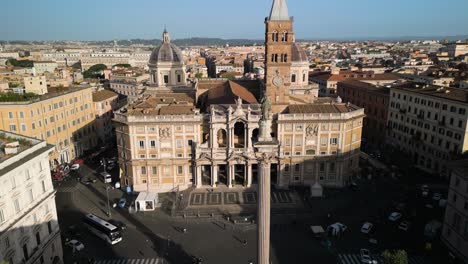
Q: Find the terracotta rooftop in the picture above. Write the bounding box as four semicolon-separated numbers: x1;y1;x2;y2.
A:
204;80;259;105
393;82;468;103
287;103;359;114
338;79;390;95
92;89;118;102
125;92;196;116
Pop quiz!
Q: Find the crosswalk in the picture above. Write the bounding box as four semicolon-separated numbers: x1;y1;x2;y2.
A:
94;258;167;264
338;254;428;264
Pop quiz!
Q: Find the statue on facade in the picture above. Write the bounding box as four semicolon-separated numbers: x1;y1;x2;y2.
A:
260;95;272;121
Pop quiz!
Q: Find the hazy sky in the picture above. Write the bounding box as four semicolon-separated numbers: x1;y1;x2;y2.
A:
2;0;468;41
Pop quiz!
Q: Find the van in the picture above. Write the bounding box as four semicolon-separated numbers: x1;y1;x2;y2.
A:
100;172;112;183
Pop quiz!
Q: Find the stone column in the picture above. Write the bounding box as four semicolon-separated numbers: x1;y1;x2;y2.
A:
257;158;271;264
247;163;253;187
196;165;202;188
228;163;233;188
212;164;218;187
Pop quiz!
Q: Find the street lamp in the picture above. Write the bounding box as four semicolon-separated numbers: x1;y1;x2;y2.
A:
106;185;111;217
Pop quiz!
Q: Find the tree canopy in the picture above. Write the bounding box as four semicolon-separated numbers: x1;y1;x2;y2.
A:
0;92;40;102
83;64;107;79
382;250;408;264
113;64;131;68
6;59;34;68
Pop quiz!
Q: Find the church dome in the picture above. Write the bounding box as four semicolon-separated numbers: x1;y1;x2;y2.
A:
148;30;184;66
291;42;308;63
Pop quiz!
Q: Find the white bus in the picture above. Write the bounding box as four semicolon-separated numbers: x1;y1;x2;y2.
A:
82;213;122;244
100;172;112;183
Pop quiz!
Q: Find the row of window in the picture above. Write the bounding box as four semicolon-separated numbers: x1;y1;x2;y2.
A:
284;162;336;173
392;91;467;115
284;137;339;146
138;139;192;149
140;165;188;176
391;104;466;129
270;31;289;42
271;54;288;63
284;123;341;131
5;96;90;119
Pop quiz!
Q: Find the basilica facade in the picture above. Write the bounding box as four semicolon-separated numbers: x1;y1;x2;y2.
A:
114;0;365;193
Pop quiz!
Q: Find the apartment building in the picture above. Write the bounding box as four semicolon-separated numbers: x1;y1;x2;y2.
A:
442;159;468;264
386;83;468;176
0;86;97;164
337;79;390;149
33;61;57;74
0;132;63;264
92;89;121;145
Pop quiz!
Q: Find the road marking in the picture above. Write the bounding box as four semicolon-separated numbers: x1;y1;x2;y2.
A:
338;254;429;264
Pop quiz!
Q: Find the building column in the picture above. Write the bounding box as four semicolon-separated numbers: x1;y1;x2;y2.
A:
257;159;271;264
196;165;202;188
212;164;218;187
228;163;233;188
247;163;252;187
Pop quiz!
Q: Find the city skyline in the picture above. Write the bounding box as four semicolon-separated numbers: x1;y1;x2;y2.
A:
2;0;468;41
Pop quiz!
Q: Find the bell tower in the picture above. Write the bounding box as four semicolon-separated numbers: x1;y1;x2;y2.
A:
264;0;294;107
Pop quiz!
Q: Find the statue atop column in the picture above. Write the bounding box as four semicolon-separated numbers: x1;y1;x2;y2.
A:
260;94;272;121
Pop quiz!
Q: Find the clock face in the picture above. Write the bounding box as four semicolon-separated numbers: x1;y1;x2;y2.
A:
272;76;283;87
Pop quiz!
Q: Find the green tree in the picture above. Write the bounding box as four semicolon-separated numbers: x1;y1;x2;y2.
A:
6;59;34;68
83;64;107;79
71;61;81;70
113;64;131;68
382;250;408;264
195;73;203;79
220;73;236;80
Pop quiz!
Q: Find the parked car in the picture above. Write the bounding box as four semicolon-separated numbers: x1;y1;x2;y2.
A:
360;248;378;264
361;222;373;234
432;193;442;201
70;164;80;171
66;239;84;251
421;184;429;197
395;203;406;211
388;212;402;222
398;220;411;231
118;198;127;208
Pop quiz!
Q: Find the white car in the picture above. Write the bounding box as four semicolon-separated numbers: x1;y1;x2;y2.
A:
398;220;411;231
388;212;402;222
66;239;84;251
70;164;80;171
432;193;442;201
360;248;378;264
361;222;373;234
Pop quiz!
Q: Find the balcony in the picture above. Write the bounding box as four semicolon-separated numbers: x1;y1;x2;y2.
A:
399;108;407;114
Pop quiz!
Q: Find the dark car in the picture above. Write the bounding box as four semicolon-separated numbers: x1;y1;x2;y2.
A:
108;219;127;230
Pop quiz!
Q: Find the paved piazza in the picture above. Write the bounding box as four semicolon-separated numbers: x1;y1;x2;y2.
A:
187;189;296;208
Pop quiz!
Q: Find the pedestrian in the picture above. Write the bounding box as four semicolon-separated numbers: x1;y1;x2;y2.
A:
223;223;226;230
243;239;247;246
183;228;187;233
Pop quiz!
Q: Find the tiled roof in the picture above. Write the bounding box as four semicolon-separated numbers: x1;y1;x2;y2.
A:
205;80;259;105
287;103;357;114
393;82;468;103
338;79;390;95
92;89;118;102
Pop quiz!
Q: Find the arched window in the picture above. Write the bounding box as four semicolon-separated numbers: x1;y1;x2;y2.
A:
272;31;279;42
306;149;316;155
282;31;288;42
291;74;296;83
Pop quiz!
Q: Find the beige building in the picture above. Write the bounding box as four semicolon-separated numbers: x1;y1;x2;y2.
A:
0;131;63;264
24;76;47;95
33;61;57;74
441;159;468;264
114;0;364;193
92;89;122;144
447;43;468;57
0;86;97;164
386;83;468;176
